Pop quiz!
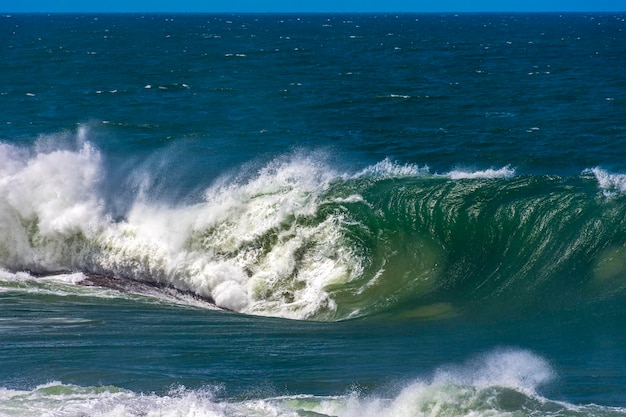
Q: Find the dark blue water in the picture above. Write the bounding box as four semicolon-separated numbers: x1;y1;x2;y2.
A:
1;13;626;416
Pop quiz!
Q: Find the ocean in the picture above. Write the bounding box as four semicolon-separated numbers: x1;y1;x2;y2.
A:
1;12;626;416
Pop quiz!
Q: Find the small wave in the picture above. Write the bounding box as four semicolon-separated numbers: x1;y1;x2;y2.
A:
2;350;624;417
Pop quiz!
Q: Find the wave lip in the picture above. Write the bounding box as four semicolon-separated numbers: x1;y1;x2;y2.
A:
316;349;558;417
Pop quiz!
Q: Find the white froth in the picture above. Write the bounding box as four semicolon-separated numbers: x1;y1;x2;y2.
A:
0;383;225;417
354;159;516;182
446;166;515;180
585;167;626;196
0;132;364;319
0;137;106;271
354;158;429;179
432;348;554;396
92;153;360;318
0;350;607;417
301;349;557;417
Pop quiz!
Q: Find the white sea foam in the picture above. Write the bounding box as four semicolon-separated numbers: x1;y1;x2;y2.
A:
2;350;620;417
585;167;626;196
0;135;106;271
0;383;226;417
353;158;429;179
446;165;515;180
91;153;363;318
353;159;515;181
302;349;558;417
0;130;363;319
431;348;554;396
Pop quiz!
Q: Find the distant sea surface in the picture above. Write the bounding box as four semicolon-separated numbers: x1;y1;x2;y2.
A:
1;13;626;416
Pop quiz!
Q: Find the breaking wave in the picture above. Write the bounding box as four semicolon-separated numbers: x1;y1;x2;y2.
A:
2;126;626;320
2;349;624;417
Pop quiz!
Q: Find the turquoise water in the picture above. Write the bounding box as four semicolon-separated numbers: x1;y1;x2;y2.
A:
1;13;626;416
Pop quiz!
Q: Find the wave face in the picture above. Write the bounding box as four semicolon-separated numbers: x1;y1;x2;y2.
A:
2;349;625;417
2;129;626;320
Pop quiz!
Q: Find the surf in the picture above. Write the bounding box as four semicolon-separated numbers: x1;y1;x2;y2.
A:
2;349;624;417
2;126;626;321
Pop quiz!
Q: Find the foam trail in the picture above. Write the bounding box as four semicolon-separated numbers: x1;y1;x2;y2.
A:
0;383;227;417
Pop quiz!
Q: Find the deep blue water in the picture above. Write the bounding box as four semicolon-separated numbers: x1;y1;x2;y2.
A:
1;13;626;416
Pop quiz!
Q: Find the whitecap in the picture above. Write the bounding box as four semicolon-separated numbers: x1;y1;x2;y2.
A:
3;350;620;417
584;167;626;196
353;158;430;179
446;166;515;180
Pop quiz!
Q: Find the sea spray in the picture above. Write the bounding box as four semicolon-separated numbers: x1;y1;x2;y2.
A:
316;349;557;417
0;136;367;319
0;139;106;271
584;167;626;196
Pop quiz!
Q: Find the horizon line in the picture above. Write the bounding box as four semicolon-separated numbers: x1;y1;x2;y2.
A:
3;10;625;14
